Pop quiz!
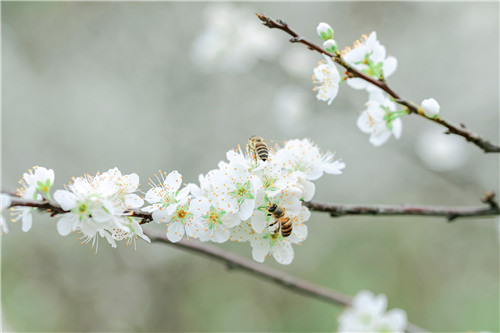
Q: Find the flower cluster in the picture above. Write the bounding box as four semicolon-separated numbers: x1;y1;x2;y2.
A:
54;168;149;250
145;138;345;265
3;138;344;265
338;290;408;332
312;23;441;147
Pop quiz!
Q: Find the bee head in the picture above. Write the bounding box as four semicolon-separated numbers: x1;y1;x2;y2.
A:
267;204;277;213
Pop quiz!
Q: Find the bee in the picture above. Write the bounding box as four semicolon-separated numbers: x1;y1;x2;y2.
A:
266;203;293;238
248;136;269;162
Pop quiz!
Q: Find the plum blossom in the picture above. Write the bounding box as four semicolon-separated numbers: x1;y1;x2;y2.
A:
338;290;408;332
54;168;147;250
143;170;190;223
357;91;403;146
313;55;341;105
249;205;309;265
212;159;262;221
276;138;345;181
343;31;398;91
11;166;55;232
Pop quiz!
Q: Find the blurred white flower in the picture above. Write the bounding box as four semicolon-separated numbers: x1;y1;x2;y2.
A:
343;31;398;91
416;126;469;171
338;290;408;332
316;22;334;41
357;90;403;146
421;98;440;118
1;194;12;234
313;55;341;105
190;4;282;73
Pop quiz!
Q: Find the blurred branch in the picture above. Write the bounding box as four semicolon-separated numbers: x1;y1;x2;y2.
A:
256;13;500;153
6;192;499;223
144;229;427;333
305;192;500;222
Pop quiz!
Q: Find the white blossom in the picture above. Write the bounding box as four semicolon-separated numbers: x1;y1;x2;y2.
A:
357;90;403;146
1;194;12;234
143;170;190;223
190;4;281;73
54;168;147;250
313;55;341;105
211;158;262;221
11;166;54;232
343;31;398;91
249;205;309;265
421;98;440;118
338;290;408;333
416;126;468;171
276;138;345;181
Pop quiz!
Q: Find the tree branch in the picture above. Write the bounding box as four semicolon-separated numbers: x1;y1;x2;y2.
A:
5;192;499;223
256;13;500;153
304;192;500;222
144;229;427;333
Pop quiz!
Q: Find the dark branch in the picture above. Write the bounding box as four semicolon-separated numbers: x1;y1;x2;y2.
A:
256;13;500;153
6;193;499;223
304;192;500;222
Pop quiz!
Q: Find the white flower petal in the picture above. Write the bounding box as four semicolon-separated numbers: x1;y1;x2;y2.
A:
383;56;398;77
167;222;185;242
164;171;183;191
251;211;268;233
347;77;368;90
54;190;77;211
250;238;270;263
239;198;255;221
57;214;77;236
21;210;33;232
152;208;172;224
125;194;144;209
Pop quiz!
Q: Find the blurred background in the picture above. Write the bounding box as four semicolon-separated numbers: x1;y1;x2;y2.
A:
1;2;498;332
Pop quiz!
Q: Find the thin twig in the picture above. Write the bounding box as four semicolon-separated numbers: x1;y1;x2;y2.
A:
256;13;500;153
6;192;499;223
144;230;428;333
304;192;500;222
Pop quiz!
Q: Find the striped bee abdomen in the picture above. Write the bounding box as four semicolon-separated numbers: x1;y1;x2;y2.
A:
280;218;292;238
255;142;268;161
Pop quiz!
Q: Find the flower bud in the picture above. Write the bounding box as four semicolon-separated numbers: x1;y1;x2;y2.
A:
316;22;334;41
323;39;338;53
421;98;440;118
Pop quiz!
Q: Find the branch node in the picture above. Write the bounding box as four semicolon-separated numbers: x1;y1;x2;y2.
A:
482;192;499;211
290;36;302;43
276;18;287;27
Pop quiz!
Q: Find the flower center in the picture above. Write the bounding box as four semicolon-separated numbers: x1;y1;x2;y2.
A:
209;212;219;224
177;209;187;219
78;203;87;213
